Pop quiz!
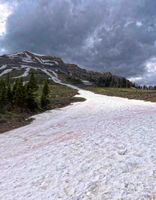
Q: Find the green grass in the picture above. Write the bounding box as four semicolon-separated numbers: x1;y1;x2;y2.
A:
47;84;85;109
86;87;156;102
37;84;85;109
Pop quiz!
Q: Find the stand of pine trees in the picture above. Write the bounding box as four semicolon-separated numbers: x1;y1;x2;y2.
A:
0;74;50;114
96;76;132;88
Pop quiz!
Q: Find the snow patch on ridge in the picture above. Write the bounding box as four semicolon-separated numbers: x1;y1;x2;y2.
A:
21;52;33;63
14;68;31;79
0;68;13;76
40;69;62;84
0;65;7;70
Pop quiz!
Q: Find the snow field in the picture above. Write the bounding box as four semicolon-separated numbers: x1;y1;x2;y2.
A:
0;89;156;199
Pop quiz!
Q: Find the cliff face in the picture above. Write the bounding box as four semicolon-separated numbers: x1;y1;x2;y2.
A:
0;51;132;87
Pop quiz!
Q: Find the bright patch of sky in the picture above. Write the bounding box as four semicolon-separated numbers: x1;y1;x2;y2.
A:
129;57;156;85
0;3;12;36
146;57;156;73
124;20;134;27
136;21;143;27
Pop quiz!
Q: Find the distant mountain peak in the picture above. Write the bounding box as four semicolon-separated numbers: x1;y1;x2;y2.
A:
0;51;133;88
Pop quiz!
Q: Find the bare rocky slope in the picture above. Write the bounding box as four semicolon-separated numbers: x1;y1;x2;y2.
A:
0;51;132;87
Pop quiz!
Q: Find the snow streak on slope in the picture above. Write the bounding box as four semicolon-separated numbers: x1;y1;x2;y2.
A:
0;52;64;80
14;68;31;78
22;52;33;63
0;79;156;199
0;65;7;70
40;69;62;84
0;68;13;76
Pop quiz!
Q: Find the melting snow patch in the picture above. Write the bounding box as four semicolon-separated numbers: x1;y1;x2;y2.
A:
14;68;30;79
21;65;28;69
0;65;7;70
0;69;13;76
34;56;44;64
40;69;62;84
53;60;59;65
22;52;33;63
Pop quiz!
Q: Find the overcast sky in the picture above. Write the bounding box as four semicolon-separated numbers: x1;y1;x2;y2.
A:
0;0;156;84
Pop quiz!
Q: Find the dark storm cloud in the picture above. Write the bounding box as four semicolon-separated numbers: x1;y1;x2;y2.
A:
1;0;156;84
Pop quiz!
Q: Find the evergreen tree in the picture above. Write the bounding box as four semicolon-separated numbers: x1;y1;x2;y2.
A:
27;72;38;93
25;73;38;110
7;82;12;102
0;80;7;112
6;81;13;109
14;79;26;108
0;76;51;113
12;80;18;100
25;84;37;111
41;80;50;109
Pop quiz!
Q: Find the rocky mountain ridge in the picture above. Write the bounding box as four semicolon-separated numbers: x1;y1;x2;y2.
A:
0;51;132;87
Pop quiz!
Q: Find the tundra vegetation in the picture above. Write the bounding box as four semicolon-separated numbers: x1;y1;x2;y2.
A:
87;87;156;102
